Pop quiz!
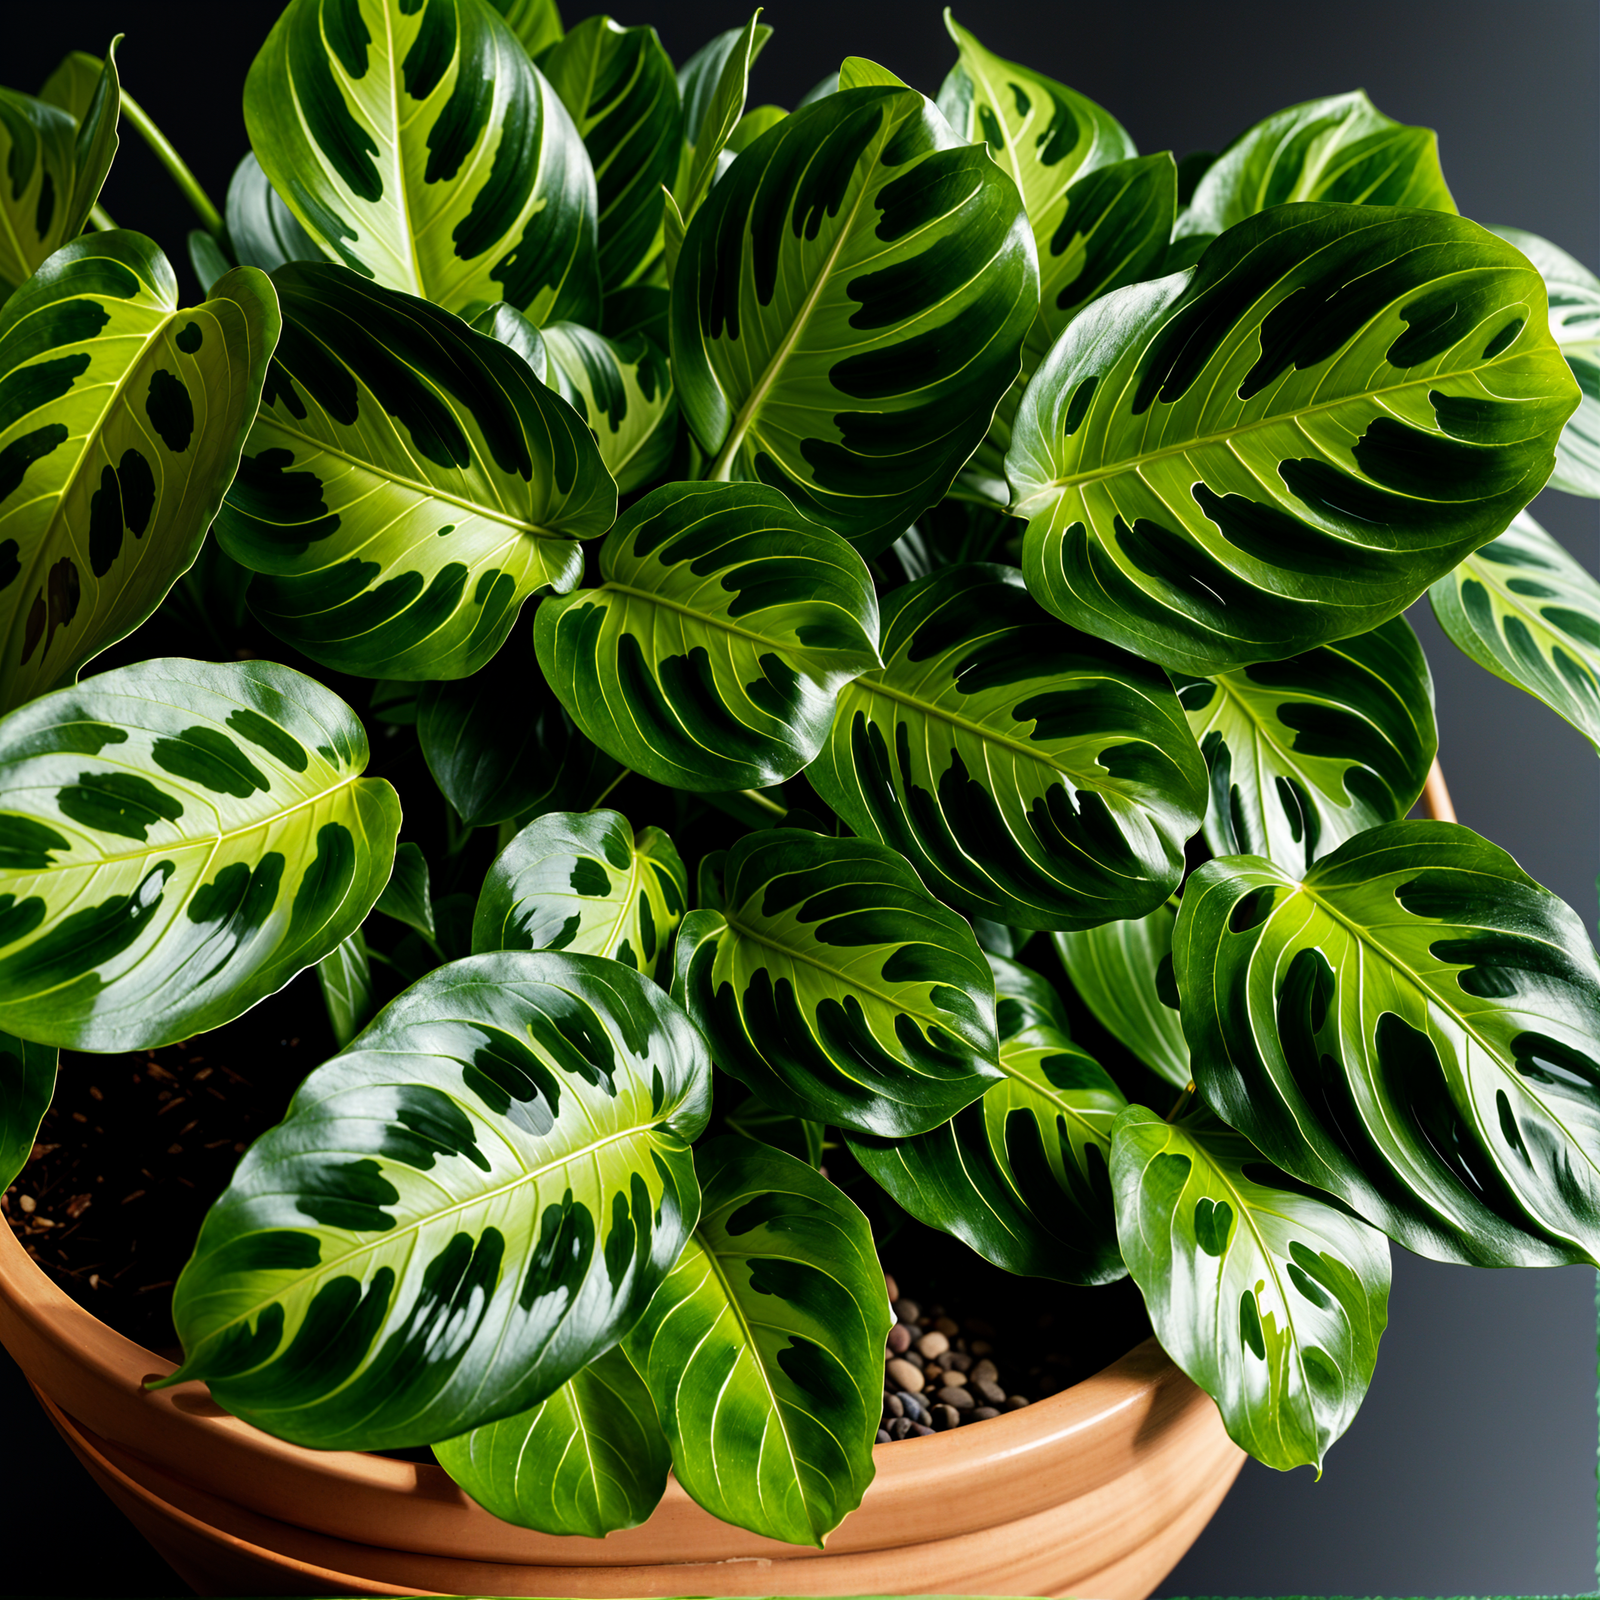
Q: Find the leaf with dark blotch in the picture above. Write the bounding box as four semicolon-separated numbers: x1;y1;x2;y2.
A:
0;231;279;714
809;563;1206;930
0;1028;56;1194
535;480;880;791
847;953;1127;1283
159;949;711;1451
215;264;615;682
623;1137;889;1546
1008;206;1580;675
473;809;686;981
0;657;399;1051
542;322;678;495
1176;821;1600;1267
1111;1105;1389;1472
674;829;1000;1138
487;0;563;57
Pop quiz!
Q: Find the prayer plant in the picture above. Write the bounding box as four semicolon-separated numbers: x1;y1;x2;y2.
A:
2;0;1599;1547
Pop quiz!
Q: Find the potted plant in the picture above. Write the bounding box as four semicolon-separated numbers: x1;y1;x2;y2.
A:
2;0;1599;1595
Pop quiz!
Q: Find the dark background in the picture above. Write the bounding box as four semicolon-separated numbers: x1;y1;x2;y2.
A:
3;1;1597;1595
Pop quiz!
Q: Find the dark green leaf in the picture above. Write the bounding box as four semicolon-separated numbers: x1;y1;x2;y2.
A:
542;321;677;494
0;1028;56;1194
487;0;563;57
224;152;323;275
316;930;373;1048
375;841;436;943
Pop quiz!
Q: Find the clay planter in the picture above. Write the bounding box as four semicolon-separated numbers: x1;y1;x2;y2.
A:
0;1214;1242;1599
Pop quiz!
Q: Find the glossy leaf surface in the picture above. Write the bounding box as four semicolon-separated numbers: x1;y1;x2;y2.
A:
0;658;399;1050
623;1137;888;1546
542;321;677;495
1430;510;1600;752
810;563;1206;930
374;841;436;943
0;232;278;713
434;1345;670;1536
473;809;686;980
488;0;563;56
1008;206;1580;675
675;829;1000;1137
673;83;1038;554
1112;1104;1390;1472
316;930;373;1048
163;950;711;1449
245;0;599;321
673;15;770;234
0;1028;55;1194
1173;617;1435;874
535;481;879;791
225;152;323;275
1176;822;1600;1267
216;264;615;681
847;953;1126;1282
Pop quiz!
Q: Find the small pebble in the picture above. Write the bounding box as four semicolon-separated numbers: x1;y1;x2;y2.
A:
887;1416;913;1441
942;1350;972;1373
1004;1395;1031;1412
935;1315;960;1339
892;1298;921;1324
910;1421;935;1437
969;1339;993;1357
887;1322;912;1354
876;1428;892;1444
973;1378;1006;1406
970;1406;1000;1422
883;1272;899;1303
882;1393;904;1419
935;1384;974;1410
970;1358;999;1386
17;1194;35;1214
903;1349;926;1370
932;1403;960;1431
896;1391;926;1424
915;1329;949;1359
924;1367;944;1390
886;1357;924;1393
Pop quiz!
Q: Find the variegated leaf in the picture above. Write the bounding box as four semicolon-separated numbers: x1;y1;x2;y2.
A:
0;658;400;1050
542;321;677;494
160;949;712;1450
673;83;1038;555
622;1137;888;1546
486;0;562;57
0;1027;56;1194
534;480;880;791
1430;510;1600;752
472;809;686;980
847;953;1127;1283
1173;616;1435;874
1008;206;1580;675
215;263;615;681
809;563;1206;930
0;231;278;714
674;829;1001;1137
244;0;599;321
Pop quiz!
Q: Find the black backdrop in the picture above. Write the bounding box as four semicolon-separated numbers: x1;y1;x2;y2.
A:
2;2;1597;1595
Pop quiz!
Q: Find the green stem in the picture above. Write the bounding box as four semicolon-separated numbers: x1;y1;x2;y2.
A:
738;787;787;817
87;202;116;231
118;88;224;238
587;768;630;811
1165;1081;1197;1122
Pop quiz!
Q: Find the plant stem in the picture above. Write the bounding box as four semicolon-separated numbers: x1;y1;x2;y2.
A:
587;768;631;811
738;787;787;817
87;202;116;231
118;88;224;238
1165;1081;1196;1122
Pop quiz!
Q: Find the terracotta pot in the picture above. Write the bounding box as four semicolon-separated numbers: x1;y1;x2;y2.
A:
1;1216;1243;1598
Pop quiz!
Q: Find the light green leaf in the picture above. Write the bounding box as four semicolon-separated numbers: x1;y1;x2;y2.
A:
224;152;323;275
160;949;712;1450
1173;616;1435;874
469;299;549;381
244;0;599;322
622;1136;889;1547
673;82;1038;554
1176;821;1600;1267
1430;510;1600;752
675;829;1001;1137
1054;900;1189;1089
541;321;677;494
434;1345;670;1536
0;231;279;715
36;45;121;251
0;657;400;1051
1491;227;1600;497
839;58;907;91
0;1028;56;1194
810;562;1205;930
486;0;563;57
375;841;435;942
472;809;686;980
676;17;772;155
187;230;232;294
316;929;373;1048
1008;206;1580;675
727;103;785;153
1111;1104;1390;1472
534;480;880;791
215;263;616;681
847;953;1127;1282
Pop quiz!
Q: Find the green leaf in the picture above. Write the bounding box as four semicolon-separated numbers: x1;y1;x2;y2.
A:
673;83;1039;554
0;657;400;1051
187;230;232;295
1491;227;1600;498
472;809;686;980
724;1088;824;1167
0;1028;56;1195
244;0;599;322
809;563;1205;930
1111;1104;1390;1472
316;929;373;1048
1176;821;1600;1267
224;152;323;275
0;231;279;714
375;841;436;943
1008;206;1581;675
469;299;549;381
676;18;772;154
622;1136;889;1547
534;480;880;791
674;829;1000;1137
434;1344;670;1536
487;0;563;57
1430;510;1600;752
847;952;1127;1283
215;263;615;681
1174;91;1456;258
37;45;120;251
1053;900;1190;1089
160;949;711;1449
541;321;677;494
1173;617;1435;874
727;103;785;153
538;18;681;297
